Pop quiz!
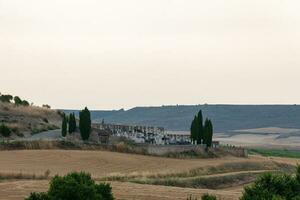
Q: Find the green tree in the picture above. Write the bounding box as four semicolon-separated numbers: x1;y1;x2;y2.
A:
14;96;23;105
190;116;198;144
0;94;13;103
68;113;77;134
25;172;114;200
203;119;209;146
240;166;300;200
21;100;30;106
79;107;91;140
206;119;213;147
14;96;30;106
61;114;67;137
196;110;203;144
203;119;213;147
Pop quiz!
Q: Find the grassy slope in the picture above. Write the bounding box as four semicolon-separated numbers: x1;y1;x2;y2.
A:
0;102;62;137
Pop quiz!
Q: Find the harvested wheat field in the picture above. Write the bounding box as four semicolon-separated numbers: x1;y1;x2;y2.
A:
0;150;299;200
0;150;253;178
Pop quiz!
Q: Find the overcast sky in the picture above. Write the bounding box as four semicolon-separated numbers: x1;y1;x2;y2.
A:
1;0;300;109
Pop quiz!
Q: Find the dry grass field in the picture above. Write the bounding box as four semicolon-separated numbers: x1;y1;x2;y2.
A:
0;180;241;200
0;102;61;137
0;150;298;200
0;150;250;178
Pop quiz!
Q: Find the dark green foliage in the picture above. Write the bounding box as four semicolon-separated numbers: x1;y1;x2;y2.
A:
21;100;30;106
203;119;213;147
240;166;300;200
196;110;204;144
25;192;50;200
0;94;13;103
68;113;77;134
25;172;114;200
14;96;23;105
0;124;11;137
14;96;30;106
201;194;217;200
61;114;67;137
79;107;91;140
190;110;213;147
190;116;197;143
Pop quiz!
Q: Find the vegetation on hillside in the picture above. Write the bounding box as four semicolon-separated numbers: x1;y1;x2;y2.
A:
25;172;114;200
0;93;30;106
0;124;11;137
190;110;213;147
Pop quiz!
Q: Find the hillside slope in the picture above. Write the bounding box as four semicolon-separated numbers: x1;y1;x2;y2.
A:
64;105;300;132
0;102;62;138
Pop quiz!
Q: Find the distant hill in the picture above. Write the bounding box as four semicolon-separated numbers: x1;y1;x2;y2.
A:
63;105;300;133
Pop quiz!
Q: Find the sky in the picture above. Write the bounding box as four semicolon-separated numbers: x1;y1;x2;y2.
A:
1;0;300;110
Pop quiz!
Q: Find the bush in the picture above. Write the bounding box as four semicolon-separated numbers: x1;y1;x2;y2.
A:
25;172;114;200
240;166;300;200
187;194;217;200
0;124;11;137
0;94;13;103
25;192;50;200
202;194;217;200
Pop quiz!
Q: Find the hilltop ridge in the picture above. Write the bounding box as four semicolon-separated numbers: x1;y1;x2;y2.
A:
63;104;300;132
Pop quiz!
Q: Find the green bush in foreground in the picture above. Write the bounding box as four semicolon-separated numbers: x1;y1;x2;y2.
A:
240;166;300;200
25;172;114;200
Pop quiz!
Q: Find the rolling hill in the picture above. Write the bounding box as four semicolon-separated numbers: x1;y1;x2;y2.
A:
63;105;300;132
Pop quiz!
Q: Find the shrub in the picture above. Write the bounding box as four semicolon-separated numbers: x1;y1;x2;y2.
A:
25;172;114;200
202;194;217;200
0;94;13;103
25;192;50;200
240;166;300;200
42;104;51;109
187;194;217;200
0;124;11;137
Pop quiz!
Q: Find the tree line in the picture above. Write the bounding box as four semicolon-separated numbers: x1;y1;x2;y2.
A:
0;93;29;106
61;107;91;141
190;110;213;147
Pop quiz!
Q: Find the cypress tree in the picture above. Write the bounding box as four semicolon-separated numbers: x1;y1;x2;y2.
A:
203;118;209;146
79;107;91;140
203;118;213;147
68;113;77;133
197;110;203;144
72;113;77;132
61;114;67;137
190;116;196;144
207;119;213;147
